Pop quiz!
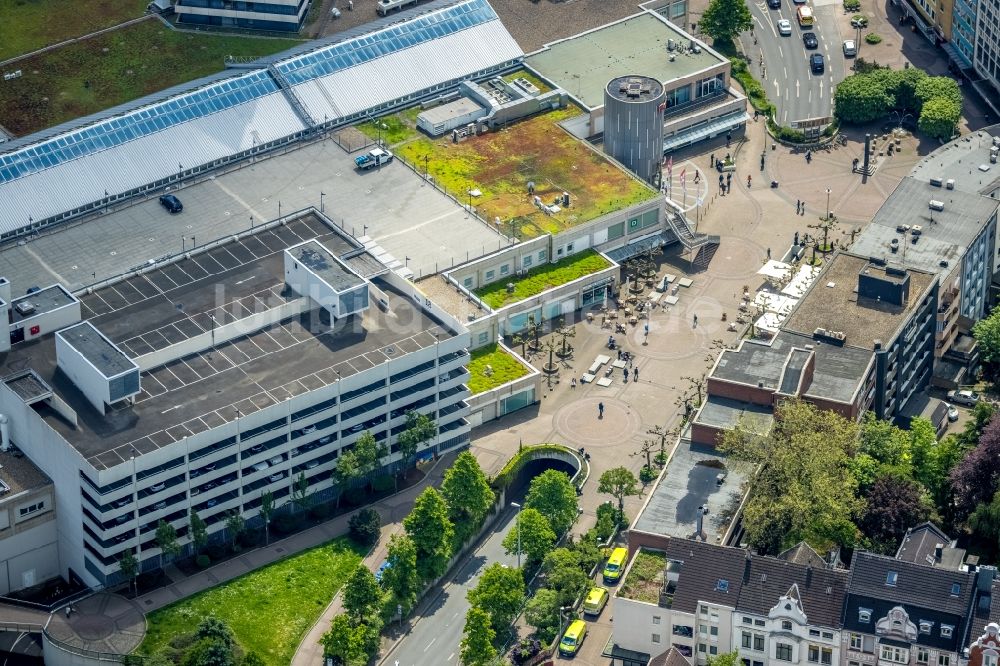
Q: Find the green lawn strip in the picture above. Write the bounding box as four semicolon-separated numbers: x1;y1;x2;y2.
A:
0;20;302;136
619;550;665;604
357;107;423;145
474;250;611;309
138;537;364;664
467;343;530;394
0;0;148;61
501;69;552;93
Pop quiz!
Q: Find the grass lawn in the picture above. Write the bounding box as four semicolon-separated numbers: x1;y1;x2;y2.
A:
395;107;659;238
0;20;303;136
357;106;423;145
468;343;530;393
475;249;611;309
502;69;552;93
0;0;148;61
138;537;364;665
619;550;665;604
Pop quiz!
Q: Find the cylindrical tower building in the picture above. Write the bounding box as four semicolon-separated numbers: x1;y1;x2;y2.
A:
603;75;666;185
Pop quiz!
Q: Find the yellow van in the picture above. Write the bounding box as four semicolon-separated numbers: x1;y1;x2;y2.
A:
603;547;628;583
797;5;814;25
583;587;610;616
559;619;588;656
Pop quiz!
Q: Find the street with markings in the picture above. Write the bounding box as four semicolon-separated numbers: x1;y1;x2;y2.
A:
739;0;849;126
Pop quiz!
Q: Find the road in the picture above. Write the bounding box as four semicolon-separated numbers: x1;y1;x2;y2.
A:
740;0;848;126
381;506;520;666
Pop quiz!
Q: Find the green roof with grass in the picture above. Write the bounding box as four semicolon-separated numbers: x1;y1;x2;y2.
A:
474;249;611;309
138;537;363;664
393;107;659;238
619;549;666;604
0;20;302;136
468;343;530;394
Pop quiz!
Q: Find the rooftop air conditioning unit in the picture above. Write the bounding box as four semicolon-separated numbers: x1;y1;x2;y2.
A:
929;200;945;211
14;301;35;316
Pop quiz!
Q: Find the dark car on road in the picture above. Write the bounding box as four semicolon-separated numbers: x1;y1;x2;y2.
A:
810;53;825;72
768;0;781;9
159;194;183;213
802;32;818;49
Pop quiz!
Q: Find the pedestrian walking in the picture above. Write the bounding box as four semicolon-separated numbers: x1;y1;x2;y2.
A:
623;367;629;382
796;199;801;213
634;367;639;381
598;402;604;418
767;247;771;259
693;313;698;326
694;171;700;184
747;174;752;188
726;132;732;148
617;349;622;360
571;378;577;389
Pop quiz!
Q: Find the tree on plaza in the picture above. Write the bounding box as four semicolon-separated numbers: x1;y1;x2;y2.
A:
525;469;578;535
189;510;209;555
719;400;862;554
699;0;753;46
155;519;181;570
403;487;454;582
461;606;498;666
598;467;640;523
225;511;245;552
974;305;1000;380
381;534;420;618
859;474;931;553
834;73;894;123
542;547;591;607
291;472;312;513
333;449;361;508
467;563;526;632
396;411;436;483
118;548;139;596
441;451;495;544
354;430;388;490
918;97;961;141
950;418;1000;521
343;563;383;625
321;614;371;666
914;75;963;107
503;507;556;566
890;67;928;113
524;587;562;643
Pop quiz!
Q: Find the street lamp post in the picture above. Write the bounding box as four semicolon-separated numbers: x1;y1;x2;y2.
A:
320;191;325;213
826;187;832;222
511;502;523;568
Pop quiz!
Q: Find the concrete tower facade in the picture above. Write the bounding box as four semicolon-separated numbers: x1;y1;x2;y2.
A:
603;75;666;185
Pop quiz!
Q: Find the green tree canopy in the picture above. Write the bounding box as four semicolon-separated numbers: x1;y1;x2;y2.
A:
460;606;498;666
397;411;437;475
970;490;1000;552
890;67;928;113
503;507;556;566
441;451;495;543
403;487;454;582
542;547;591;607
524;587;562;643
155;520;181;569
342;563;383;625
707;652;743;666
859;412;911;469
467;563;525;632
719;400;862;553
918;97;961;141
354;430;388;481
382;534;420;617
321;614;371;666
835;73;894;123
974;305;1000;379
699;0;753;45
119;549;139;594
598;467;640;519
525;469;578;535
915;75;962;107
189;510;208;554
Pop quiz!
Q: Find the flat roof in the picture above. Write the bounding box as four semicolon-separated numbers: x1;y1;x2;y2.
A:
782;252;936;352
909;126;1000;197
58;322;137;379
631;439;746;542
0;448;52;500
694;395;774;430
419;97;485;124
524;12;722;110
711;333;873;404
10;284;76;324
851;177;999;280
607;75;665;103
0;216;456;471
289;240;365;292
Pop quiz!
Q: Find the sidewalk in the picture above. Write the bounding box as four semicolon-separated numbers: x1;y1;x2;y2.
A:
289;451;456;666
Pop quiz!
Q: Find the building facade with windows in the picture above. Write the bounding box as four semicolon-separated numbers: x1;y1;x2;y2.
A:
174;0;309;32
840;552;977;666
0;447;60;594
0;218;472;587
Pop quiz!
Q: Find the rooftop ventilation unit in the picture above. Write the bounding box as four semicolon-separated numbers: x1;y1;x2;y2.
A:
14;301;35;316
814;328;847;345
929;200;945;211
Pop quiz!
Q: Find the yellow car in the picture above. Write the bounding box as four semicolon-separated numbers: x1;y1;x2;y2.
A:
603;547;627;583
559;619;587;656
583;587;610;616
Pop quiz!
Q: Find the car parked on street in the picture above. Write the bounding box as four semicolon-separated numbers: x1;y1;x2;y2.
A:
843;39;857;56
947;404;960;422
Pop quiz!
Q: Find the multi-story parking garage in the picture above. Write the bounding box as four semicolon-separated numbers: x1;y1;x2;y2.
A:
0;214;471;586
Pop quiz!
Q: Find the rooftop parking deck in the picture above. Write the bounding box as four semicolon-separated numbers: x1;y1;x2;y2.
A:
0;217;456;471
